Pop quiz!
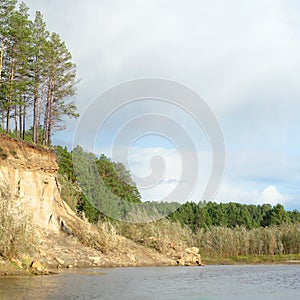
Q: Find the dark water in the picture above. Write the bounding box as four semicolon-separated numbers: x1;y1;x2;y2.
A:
0;265;299;300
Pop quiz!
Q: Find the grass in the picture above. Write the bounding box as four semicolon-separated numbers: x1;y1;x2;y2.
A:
0;261;31;276
202;253;300;265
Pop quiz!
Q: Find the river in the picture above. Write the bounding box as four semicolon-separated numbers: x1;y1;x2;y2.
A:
0;265;299;299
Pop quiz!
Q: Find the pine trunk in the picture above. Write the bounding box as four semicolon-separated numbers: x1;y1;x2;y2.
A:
33;87;39;143
33;59;40;143
1;110;4;130
14;104;17;135
43;77;53;146
0;40;4;81
19;102;22;138
22;102;25;140
43;97;49;145
6;52;15;133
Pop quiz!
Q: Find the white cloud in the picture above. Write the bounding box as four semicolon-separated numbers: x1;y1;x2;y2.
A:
261;185;287;205
215;184;289;206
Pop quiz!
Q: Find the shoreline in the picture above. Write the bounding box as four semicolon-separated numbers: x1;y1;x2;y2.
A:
1;254;300;277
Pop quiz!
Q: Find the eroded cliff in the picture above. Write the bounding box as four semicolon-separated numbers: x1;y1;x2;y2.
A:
0;134;179;271
0;134;61;232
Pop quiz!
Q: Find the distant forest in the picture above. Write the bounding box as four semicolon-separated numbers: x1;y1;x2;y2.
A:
168;201;300;231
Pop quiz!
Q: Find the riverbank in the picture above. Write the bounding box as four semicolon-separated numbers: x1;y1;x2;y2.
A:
2;253;300;277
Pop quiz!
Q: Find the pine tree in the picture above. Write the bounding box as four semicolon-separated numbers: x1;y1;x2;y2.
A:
0;2;32;135
42;32;78;146
0;0;17;81
10;3;32;137
0;1;78;144
31;11;48;143
0;0;17;130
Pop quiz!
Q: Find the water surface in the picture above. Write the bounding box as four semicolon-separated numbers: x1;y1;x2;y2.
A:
0;265;299;299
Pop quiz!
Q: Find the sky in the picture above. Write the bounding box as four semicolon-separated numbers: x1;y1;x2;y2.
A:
19;0;300;210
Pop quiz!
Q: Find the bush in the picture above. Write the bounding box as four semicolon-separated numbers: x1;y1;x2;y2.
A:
0;183;39;259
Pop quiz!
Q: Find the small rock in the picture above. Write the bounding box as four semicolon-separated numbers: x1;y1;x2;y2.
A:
185;247;199;255
88;256;101;264
127;254;136;262
193;254;201;263
55;257;65;265
177;258;185;266
30;261;44;272
67;265;74;268
176;247;203;266
61;221;72;235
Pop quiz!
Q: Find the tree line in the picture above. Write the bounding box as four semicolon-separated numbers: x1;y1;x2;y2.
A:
168;201;300;231
0;0;78;146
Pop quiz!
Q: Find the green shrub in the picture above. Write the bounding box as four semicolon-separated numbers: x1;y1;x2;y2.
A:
58;174;81;212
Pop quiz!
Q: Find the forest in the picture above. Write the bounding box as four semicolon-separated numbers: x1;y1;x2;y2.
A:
168;201;300;230
0;1;78;146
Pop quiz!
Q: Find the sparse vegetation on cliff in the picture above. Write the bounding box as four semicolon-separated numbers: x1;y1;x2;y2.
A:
0;183;38;260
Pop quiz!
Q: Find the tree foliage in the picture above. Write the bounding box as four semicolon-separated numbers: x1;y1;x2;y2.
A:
55;146;142;222
96;154;141;204
169;201;300;231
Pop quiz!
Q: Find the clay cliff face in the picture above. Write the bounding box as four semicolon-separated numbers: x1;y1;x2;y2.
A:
0;134;61;232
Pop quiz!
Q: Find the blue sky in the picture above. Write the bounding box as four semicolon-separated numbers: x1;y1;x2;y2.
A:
20;0;300;210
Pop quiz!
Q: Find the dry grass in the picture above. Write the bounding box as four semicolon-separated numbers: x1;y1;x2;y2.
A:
115;218;195;254
69;219;118;254
195;224;300;258
0;183;39;259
